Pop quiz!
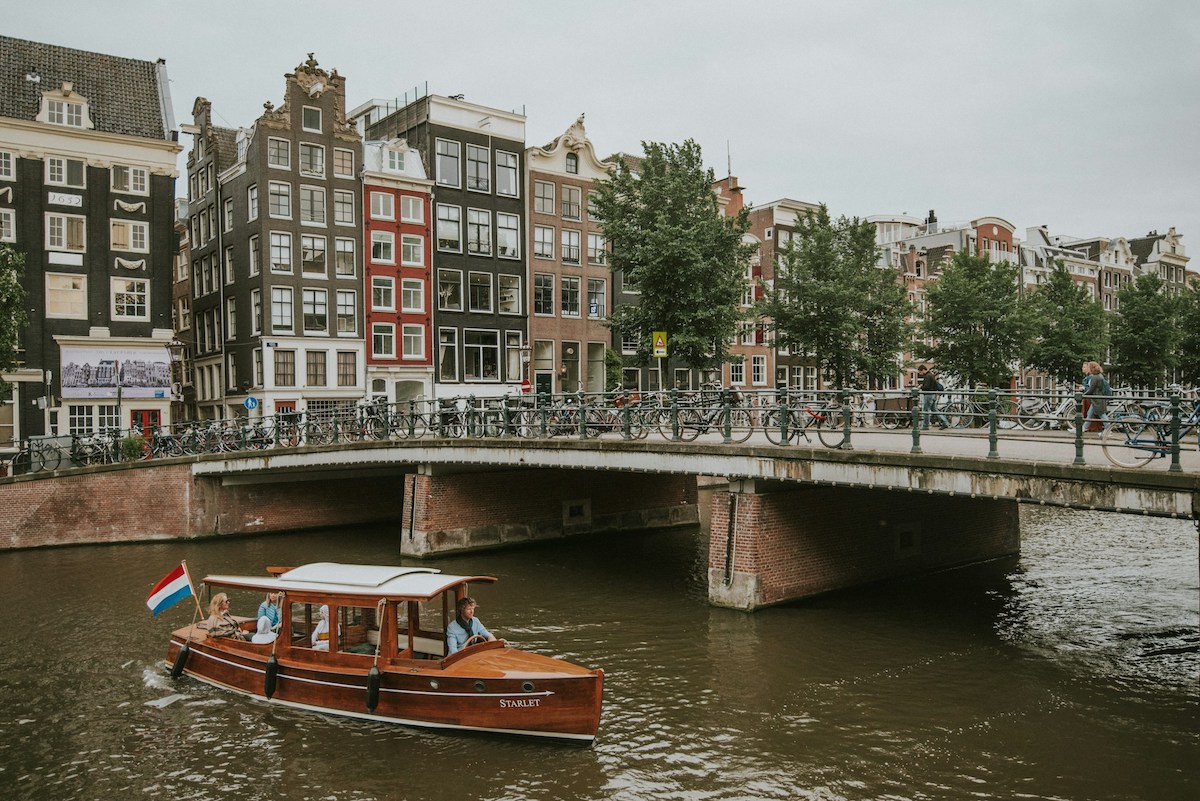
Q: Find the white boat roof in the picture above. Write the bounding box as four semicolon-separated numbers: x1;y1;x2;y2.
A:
203;562;497;600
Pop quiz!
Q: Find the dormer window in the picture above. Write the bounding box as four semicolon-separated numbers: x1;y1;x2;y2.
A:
38;84;94;130
565;153;578;174
387;149;405;172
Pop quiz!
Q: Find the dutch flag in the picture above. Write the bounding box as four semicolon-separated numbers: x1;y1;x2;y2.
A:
146;562;194;616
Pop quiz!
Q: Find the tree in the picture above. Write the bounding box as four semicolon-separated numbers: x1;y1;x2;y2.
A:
759;205;911;387
0;244;28;399
922;252;1032;388
591;139;755;370
1176;282;1200;387
1023;261;1109;382
1110;273;1179;388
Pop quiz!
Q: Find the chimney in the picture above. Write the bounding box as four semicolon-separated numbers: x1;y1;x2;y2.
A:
926;209;938;233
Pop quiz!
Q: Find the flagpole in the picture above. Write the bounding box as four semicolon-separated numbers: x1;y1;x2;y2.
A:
181;560;206;621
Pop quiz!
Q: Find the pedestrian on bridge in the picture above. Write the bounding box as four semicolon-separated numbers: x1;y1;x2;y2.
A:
918;365;951;430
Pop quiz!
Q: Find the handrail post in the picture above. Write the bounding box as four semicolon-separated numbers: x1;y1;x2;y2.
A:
467;394;477;437
407;399;416;438
577;389;587;439
538;392;549;438
986;389;999;459
670;387;680;441
721;387;732;444
840;388;854;450
1169;393;1182;472
621;389;632;441
910;387;922;454
1072;391;1085;465
501;394;511;438
777;385;790;444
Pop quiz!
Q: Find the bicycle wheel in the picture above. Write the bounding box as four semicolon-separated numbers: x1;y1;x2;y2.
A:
816;405;846;449
761;409;794;445
11;449;32;475
945;402;971;428
994;397;1019;429
724;407;754;443
40;444;63;471
673;407;702;442
1101;415;1158;468
1017;401;1048;431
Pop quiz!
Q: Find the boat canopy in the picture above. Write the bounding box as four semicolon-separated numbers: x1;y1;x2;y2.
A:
203;562;497;600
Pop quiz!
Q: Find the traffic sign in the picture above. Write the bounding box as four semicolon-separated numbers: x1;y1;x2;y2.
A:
520;378;531;394
244;396;259;410
652;331;668;358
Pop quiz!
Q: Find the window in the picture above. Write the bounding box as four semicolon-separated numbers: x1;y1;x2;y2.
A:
466;144;490;192
371;191;394;220
371;231;394;263
438;269;462;311
587;192;600;222
269;232;292;272
112;278;149;319
437;204;462;252
271;287;293;331
562;186;581;219
0;151;13;180
224;246;234;284
299;143;325;177
46;213;86;251
372;276;395;310
565;153;578;174
439;328;458;381
401;278;424;312
337;352;356;386
300;186;326;224
730;362;744;385
301;235;327;274
274;350;296;386
561;276;581;317
335;238;355;276
306;351;326;386
267;138;290;168
269;181;291;218
402;324;424;359
222;198;234;232
534;226;554;259
534;181;554;214
303;288;328;332
249;235;261;276
334;190;355;225
111;165;148;194
561;229;581;264
226;297;237;340
467;208;491;255
752;355;767;385
587;278;606;318
46;273;87;318
496;151;518;197
468;272;493;312
110;219;149;252
436;139;460;187
387;149;405;172
496;213;519;258
400;195;423;223
302;106;322;132
401;234;424;266
464;330;500;380
336;290;356;334
67;404;93;434
334;148;354;178
587;233;607;265
46;156;85;187
534;274;554;315
499;275;520;314
251;289;262;334
47;99;84;127
0;209;13;243
374;323;396;358
247;185;259;221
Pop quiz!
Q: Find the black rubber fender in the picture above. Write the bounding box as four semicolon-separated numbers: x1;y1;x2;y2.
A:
170;643;190;678
366;664;381;712
264;654;279;699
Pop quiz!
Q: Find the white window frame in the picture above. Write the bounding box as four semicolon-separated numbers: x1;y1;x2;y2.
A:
336;289;356;336
333;148;355;179
299;185;326;225
467;208;491;255
46;212;86;252
372;323;396;359
46;155;85;188
302;287;328;334
436;138;461;188
110;219;149;253
468;271;493;313
371;231;395;264
0;208;15;243
496;213;519;259
302;106;322;133
496;151;519;197
111;277;149;320
466;144;490;193
267;137;291;169
401;234;424;266
401;278;424;313
370;191;395;220
268;181;291;218
334;237;356;277
301;234;327;275
0;150;15;181
299;142;325;178
372;276;396;311
499;274;520;315
334;190;355;226
269;231;292;273
402;324;425;360
534;225;554;259
400;194;423;223
271;286;294;332
45;272;87;319
437;204;462;253
247;184;259;221
111;164;148;195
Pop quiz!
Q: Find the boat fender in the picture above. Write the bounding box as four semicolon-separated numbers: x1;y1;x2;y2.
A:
170;643;190;678
264;654;279;699
366;665;381;712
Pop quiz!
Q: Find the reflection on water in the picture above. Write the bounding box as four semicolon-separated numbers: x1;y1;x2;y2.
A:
0;502;1195;801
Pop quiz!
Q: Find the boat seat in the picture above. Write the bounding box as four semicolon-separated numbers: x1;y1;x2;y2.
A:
412;635;445;658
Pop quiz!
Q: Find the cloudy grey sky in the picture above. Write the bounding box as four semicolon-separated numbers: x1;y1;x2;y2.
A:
10;0;1199;255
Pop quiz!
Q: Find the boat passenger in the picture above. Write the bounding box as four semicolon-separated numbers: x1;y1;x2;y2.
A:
205;593;247;640
446;597;495;654
250;615;277;644
311;605;332;651
256;591;281;631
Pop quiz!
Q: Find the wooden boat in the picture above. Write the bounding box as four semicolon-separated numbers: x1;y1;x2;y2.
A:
163;563;604;742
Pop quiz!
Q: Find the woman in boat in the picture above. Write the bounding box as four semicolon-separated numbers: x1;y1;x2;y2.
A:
446;596;495;654
205;593;247;640
250;615;277;644
311;605;331;651
256;591;281;632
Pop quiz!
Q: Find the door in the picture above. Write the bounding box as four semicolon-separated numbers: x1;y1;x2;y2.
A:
129;409;160;433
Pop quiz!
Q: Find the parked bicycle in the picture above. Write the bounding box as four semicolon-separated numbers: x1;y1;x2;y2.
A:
9;437;66;474
1101;399;1200;468
657;387;754;443
759;393;845;448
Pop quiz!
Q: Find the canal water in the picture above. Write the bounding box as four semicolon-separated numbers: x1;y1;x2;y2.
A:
0;501;1195;801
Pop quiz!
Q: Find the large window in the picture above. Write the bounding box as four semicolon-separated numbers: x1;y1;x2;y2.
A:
111;165;148;195
437;204;461;252
333;148;354;178
267;138;290;168
499;275;520;315
251;289;262;334
269;181;291;218
110;220;149;252
401;278;424;312
46;213;86;251
534;225;554;259
302;106;322;132
464;330;500;380
247;184;259;221
561;276;581;317
306;351;326;386
402;324;424;359
299;143;325;177
46;156;85;188
439;328;458;381
401;195;423;223
534;274;554;315
587;278;606;319
335;238;356;276
274;350;296;387
587;233;607;265
534;181;554;214
299;186;326;224
496;213;519;258
0;150;12;180
249;235;261;276
226;296;237;340
437;269;462;311
496;151;518;197
467;209;491;255
401;234;424;266
336;290;356;334
371;231;394;263
46;273;86;318
303;288;328;333
269;232;292;273
373;324;395;358
436;139;460;187
337;352;356;386
333;190;355;225
468;272;493;313
372;276;395;310
112;278;149;319
466;144;489;192
562;185;581;220
47;99;84;128
271;287;294;332
301;235;326;274
370;191;394;220
0;208;15;243
561;229;581;265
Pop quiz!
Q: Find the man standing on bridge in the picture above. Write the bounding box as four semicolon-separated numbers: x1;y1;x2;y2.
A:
918;365;951;430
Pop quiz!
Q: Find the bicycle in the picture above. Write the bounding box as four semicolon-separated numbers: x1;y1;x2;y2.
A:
944;391;1018;430
759;394;845;448
10;437;65;474
657;389;754;443
1100;400;1200;468
1016;393;1076;431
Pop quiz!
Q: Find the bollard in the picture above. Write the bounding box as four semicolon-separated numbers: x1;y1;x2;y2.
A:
1169;393;1182;473
840;389;854;451
538;392;549;438
721;388;732;444
621;389;632;441
1072;391;1085;465
670;387;680;441
577;389;587;439
910;387;922;454
987;389;999;459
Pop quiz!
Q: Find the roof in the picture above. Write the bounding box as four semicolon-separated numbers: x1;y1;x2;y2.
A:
1127;233;1161;265
211;126;240;172
0;35;172;140
204;562;497;600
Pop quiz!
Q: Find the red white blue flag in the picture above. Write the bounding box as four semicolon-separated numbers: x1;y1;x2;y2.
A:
146;562;193;616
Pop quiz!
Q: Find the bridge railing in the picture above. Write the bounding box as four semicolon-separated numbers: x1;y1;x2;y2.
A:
4;387;1197;477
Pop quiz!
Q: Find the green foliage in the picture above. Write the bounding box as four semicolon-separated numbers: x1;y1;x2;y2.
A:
604;348;624;392
1024;261;1109;383
591;140;755;370
1177;282;1200;386
922;252;1033;388
759;205;911;387
0;244;29;376
120;434;146;462
1110;273;1179;388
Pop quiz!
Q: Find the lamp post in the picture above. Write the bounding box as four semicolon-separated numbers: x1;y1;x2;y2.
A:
166;338;187;425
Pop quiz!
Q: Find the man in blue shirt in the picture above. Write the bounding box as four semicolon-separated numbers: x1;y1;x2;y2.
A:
446;596;495;654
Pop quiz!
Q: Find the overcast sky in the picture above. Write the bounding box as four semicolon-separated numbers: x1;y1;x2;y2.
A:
10;0;1199;258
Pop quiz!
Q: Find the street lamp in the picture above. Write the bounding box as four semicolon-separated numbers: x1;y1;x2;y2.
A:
166;338;187;424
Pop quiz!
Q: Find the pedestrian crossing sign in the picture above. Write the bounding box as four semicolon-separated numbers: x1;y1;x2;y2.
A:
652;331;668;358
